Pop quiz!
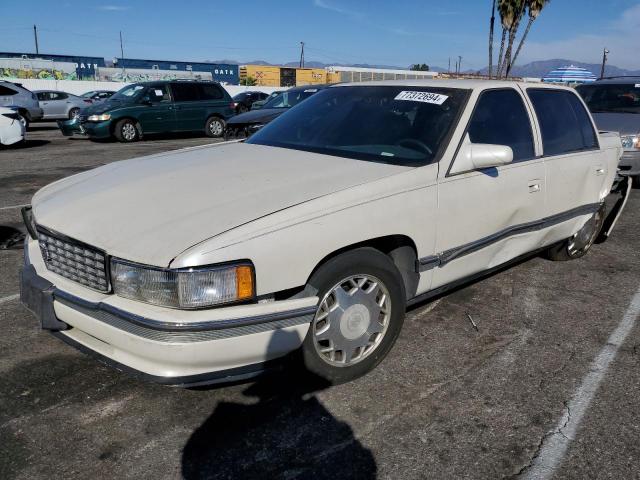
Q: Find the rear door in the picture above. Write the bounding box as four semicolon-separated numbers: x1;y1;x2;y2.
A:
433;88;546;288
171;82;205;131
525;88;604;244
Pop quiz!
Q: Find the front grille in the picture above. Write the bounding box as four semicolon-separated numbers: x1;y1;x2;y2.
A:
37;228;109;292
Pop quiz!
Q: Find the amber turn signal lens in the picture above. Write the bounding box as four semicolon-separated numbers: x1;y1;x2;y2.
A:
236;265;254;300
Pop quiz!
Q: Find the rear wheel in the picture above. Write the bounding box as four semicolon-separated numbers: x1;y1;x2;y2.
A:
68;108;80;120
302;248;406;384
114;119;140;142
205;116;225;138
545;206;605;261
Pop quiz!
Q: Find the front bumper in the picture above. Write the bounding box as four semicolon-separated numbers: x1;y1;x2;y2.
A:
58;118;111;138
619;150;640;176
0;119;25;145
20;241;316;386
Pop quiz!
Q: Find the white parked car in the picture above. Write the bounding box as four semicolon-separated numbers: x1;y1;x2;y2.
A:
20;80;628;386
0;106;26;146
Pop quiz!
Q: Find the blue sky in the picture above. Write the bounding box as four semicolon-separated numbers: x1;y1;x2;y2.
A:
1;0;639;70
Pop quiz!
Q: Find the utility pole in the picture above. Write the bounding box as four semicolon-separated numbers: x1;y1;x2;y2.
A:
299;41;305;68
458;56;462;75
600;48;609;79
119;31;126;79
33;25;39;55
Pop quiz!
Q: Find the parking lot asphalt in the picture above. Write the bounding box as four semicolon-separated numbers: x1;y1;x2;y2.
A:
1;124;639;480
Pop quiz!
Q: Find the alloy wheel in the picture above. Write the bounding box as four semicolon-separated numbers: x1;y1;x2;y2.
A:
312;274;391;367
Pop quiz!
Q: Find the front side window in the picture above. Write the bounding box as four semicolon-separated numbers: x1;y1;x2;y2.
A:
577;83;640;114
36;92;49;101
248;86;468;166
467;89;535;162
528;89;598;156
171;83;200;102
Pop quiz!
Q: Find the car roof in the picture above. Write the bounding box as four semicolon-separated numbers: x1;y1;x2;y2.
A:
330;79;576;92
585;76;640;85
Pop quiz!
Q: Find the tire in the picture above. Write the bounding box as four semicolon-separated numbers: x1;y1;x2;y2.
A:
205;116;225;138
113;119;140;142
545;206;605;261
16;111;29;130
301;247;406;385
68;108;80;120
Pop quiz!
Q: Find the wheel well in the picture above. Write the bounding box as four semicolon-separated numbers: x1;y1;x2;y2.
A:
16;108;29;119
307;235;420;300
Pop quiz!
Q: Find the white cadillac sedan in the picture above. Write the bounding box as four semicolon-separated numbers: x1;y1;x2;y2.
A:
20;80;627;387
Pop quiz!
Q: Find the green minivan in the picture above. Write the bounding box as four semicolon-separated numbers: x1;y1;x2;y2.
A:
59;80;235;142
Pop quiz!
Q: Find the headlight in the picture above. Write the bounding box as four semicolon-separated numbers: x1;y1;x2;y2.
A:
87;114;111;122
21;206;38;239
110;259;255;309
621;134;639;149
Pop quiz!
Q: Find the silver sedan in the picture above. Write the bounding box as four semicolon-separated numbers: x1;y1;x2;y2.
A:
34;90;90;120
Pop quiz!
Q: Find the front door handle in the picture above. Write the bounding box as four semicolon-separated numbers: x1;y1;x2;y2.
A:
595;166;605;176
528;180;541;193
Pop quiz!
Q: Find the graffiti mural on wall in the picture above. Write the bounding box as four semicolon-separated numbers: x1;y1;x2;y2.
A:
97;67;212;83
0;67;78;80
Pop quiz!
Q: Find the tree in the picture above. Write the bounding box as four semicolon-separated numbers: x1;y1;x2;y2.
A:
496;0;517;78
500;0;527;78
240;76;257;86
489;0;496;78
506;0;550;76
411;64;430;71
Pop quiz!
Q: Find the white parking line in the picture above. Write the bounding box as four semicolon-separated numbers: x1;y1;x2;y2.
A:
0;204;28;211
522;286;640;479
0;293;20;305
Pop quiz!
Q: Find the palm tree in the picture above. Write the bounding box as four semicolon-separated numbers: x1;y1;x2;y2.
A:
496;0;516;78
489;0;496;78
506;0;550;76
502;0;527;77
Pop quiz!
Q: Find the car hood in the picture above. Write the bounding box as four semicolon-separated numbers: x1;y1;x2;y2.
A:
591;112;640;136
32;142;407;267
227;108;286;126
82;97;130;115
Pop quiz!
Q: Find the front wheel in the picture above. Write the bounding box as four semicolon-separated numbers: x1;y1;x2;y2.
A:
205;116;225;138
114;119;140;142
302;248;406;385
545;206;605;261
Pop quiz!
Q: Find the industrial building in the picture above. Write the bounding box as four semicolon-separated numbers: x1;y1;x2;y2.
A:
0;51;105;79
114;58;238;84
240;65;327;87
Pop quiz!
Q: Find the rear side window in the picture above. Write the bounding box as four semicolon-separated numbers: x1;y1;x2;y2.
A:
171;83;200;102
467;89;535;162
0;85;17;95
199;84;223;100
528;89;598;156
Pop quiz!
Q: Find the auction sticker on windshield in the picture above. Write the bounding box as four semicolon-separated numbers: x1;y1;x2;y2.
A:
394;91;448;105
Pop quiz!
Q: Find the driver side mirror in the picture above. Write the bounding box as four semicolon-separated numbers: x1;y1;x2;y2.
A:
450;135;513;175
140;96;153;106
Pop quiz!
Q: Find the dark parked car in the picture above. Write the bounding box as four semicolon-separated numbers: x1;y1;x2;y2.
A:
58;80;234;142
232;91;269;114
225;85;328;138
577;77;640;185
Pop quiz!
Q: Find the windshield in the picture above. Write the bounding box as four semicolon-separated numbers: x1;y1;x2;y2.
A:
81;91;96;98
577;83;640;114
262;88;318;109
233;92;249;101
111;84;145;101
247;86;468;166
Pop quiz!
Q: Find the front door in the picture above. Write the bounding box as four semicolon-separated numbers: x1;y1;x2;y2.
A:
137;84;175;134
433;88;546;288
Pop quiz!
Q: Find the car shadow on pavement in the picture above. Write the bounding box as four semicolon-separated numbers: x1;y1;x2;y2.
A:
181;331;377;480
8;140;50;149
